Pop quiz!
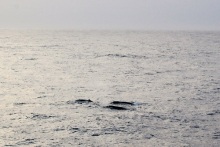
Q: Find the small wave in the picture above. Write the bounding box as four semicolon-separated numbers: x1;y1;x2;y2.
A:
29;113;56;120
207;110;220;116
13;102;27;106
105;54;148;59
213;132;220;139
25;58;38;60
39;45;62;48
16;138;35;146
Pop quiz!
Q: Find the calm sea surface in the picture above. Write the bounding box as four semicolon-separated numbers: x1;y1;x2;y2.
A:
0;30;220;146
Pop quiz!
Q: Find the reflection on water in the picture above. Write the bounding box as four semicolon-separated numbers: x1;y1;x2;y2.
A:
0;30;220;146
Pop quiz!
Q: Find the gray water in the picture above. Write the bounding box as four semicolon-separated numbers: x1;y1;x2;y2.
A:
0;30;220;146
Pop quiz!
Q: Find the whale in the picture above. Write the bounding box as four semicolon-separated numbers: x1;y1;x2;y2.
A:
110;101;135;105
75;99;93;104
104;105;128;110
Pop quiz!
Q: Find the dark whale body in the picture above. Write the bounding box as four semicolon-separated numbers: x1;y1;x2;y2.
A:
75;99;93;104
104;105;128;110
110;101;134;105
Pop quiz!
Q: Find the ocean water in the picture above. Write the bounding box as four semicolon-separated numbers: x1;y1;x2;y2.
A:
0;30;220;146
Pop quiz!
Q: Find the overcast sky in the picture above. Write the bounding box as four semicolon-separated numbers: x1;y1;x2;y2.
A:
1;0;220;30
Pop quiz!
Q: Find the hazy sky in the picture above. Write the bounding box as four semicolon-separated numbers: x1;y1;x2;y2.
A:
1;0;220;30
